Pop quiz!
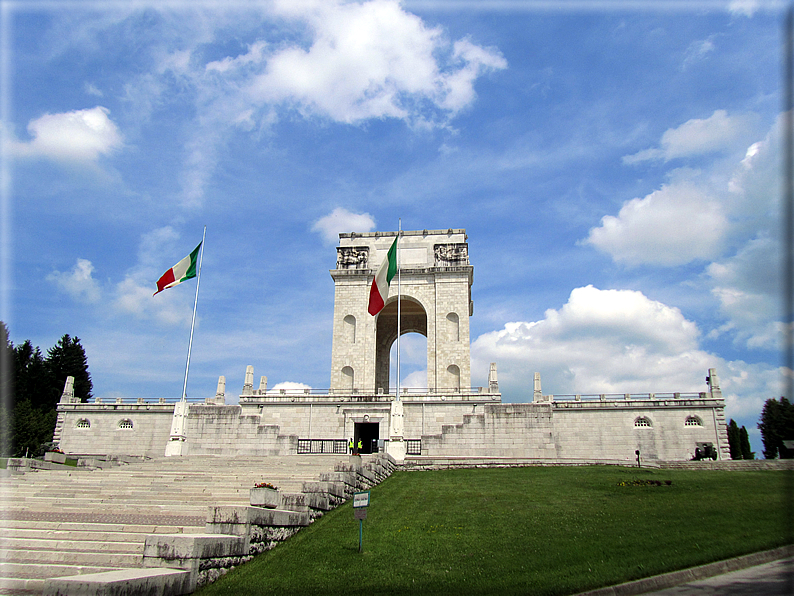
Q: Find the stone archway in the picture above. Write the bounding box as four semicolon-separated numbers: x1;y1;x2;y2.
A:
375;297;427;394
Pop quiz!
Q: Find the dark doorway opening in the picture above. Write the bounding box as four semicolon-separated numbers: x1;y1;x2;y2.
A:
354;422;380;454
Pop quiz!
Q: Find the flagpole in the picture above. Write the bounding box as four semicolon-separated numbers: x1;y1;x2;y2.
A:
396;220;401;402
181;225;206;400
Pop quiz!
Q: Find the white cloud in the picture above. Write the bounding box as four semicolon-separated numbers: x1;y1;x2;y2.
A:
706;235;781;349
240;0;507;125
10;106;123;162
682;36;716;70
312;208;376;245
584;174;728;266
623;110;754;164
268;381;312;394
728;0;761;17
471;285;780;424
47;258;101;303
111;227;195;326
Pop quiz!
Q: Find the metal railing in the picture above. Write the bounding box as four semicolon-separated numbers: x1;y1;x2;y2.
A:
549;392;708;402
405;439;422;455
297;439;348;454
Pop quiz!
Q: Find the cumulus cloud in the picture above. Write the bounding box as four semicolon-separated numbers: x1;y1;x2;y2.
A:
312;208;376;245
47;258;101;303
471;285;780;423
10;106;122;162
584;175;728;266
240;0;507;124
623;110;754;164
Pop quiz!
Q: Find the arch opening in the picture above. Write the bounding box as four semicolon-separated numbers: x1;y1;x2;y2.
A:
375;296;427;394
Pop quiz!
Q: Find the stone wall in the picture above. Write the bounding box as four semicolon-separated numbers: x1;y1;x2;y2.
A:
56;402;174;458
417;399;728;463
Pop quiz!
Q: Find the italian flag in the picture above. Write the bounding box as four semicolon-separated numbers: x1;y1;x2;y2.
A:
368;236;398;316
153;241;202;296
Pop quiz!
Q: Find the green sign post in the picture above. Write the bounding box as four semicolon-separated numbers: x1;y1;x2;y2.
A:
353;491;370;553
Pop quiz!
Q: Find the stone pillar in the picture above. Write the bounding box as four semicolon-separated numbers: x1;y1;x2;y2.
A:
212;376;226;405
258;376;268;395
165;400;190;457
386;399;406;461
59;376;76;404
242;366;254;395
707;368;722;398
533;372;542;403
488;362;499;393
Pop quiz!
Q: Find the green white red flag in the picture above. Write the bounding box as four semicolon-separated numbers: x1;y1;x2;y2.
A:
153;241;202;296
368;236;398;316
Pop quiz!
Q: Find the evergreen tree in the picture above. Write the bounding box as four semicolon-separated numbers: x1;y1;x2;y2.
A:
739;426;754;460
758;397;794;459
727;419;741;460
46;334;92;404
0;322;12;456
15;340;55;409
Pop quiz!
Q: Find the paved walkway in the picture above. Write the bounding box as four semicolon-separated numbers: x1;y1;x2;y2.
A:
642;556;793;595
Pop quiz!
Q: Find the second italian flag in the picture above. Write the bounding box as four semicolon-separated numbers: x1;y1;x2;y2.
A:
153;241;202;296
368;236;398;316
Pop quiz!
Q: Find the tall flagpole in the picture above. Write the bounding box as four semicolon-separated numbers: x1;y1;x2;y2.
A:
181;225;206;400
396;220;401;402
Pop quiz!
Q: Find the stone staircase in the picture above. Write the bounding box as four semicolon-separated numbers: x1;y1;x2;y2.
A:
0;454;396;595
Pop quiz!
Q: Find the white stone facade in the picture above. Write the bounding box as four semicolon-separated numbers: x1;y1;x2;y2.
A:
54;228;731;464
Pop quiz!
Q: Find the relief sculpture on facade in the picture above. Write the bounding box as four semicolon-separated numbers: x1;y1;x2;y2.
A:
434;243;469;266
336;246;369;269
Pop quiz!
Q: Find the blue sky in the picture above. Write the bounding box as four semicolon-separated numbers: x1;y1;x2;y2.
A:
2;0;786;454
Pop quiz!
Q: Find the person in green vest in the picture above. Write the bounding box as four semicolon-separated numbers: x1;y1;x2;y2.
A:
357;438;363;454
349;438;355;454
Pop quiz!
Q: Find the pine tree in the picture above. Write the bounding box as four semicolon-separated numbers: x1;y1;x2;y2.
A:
758;397;794;459
727;419;741;460
739;426;753;460
0;322;12;456
46;334;92;405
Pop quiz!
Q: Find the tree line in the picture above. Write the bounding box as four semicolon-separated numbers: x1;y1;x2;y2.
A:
1;322;92;457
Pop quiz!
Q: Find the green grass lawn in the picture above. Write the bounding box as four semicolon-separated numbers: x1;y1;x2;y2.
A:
195;466;792;596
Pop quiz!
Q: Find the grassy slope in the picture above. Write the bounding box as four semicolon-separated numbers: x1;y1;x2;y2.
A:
196;466;791;596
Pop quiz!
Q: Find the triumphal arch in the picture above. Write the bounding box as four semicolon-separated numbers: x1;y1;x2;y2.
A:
330;229;473;395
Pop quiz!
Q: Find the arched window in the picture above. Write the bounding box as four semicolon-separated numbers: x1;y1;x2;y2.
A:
344;315;356;344
685;416;703;427
341;366;354;391
118;419;133;430
446;312;460;342
447;364;460;391
634;417;652;428
76;418;90;428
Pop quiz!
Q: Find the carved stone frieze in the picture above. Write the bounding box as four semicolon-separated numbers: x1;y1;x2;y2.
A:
434;243;469;266
336;246;369;269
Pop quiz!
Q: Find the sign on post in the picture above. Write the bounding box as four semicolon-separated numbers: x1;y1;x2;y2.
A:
353;491;370;552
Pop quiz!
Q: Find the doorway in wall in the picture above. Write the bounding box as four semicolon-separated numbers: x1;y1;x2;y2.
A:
354;422;380;454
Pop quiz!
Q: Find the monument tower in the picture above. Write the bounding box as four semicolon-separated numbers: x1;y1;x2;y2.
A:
329;229;474;395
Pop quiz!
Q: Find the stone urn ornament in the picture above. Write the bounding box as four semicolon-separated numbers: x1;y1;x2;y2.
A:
250;482;280;508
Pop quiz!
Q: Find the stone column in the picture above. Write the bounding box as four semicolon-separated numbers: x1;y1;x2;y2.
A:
533;373;542;402
488;363;499;393
242;366;254;395
165;400;190;457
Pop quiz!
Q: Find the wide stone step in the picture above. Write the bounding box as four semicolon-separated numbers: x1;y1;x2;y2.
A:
2;537;145;554
1;520;205;536
0;548;143;567
0;562;123;580
2;527;200;542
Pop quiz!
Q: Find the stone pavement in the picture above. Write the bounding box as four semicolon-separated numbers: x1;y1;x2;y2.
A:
575;547;794;596
641;556;793;595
